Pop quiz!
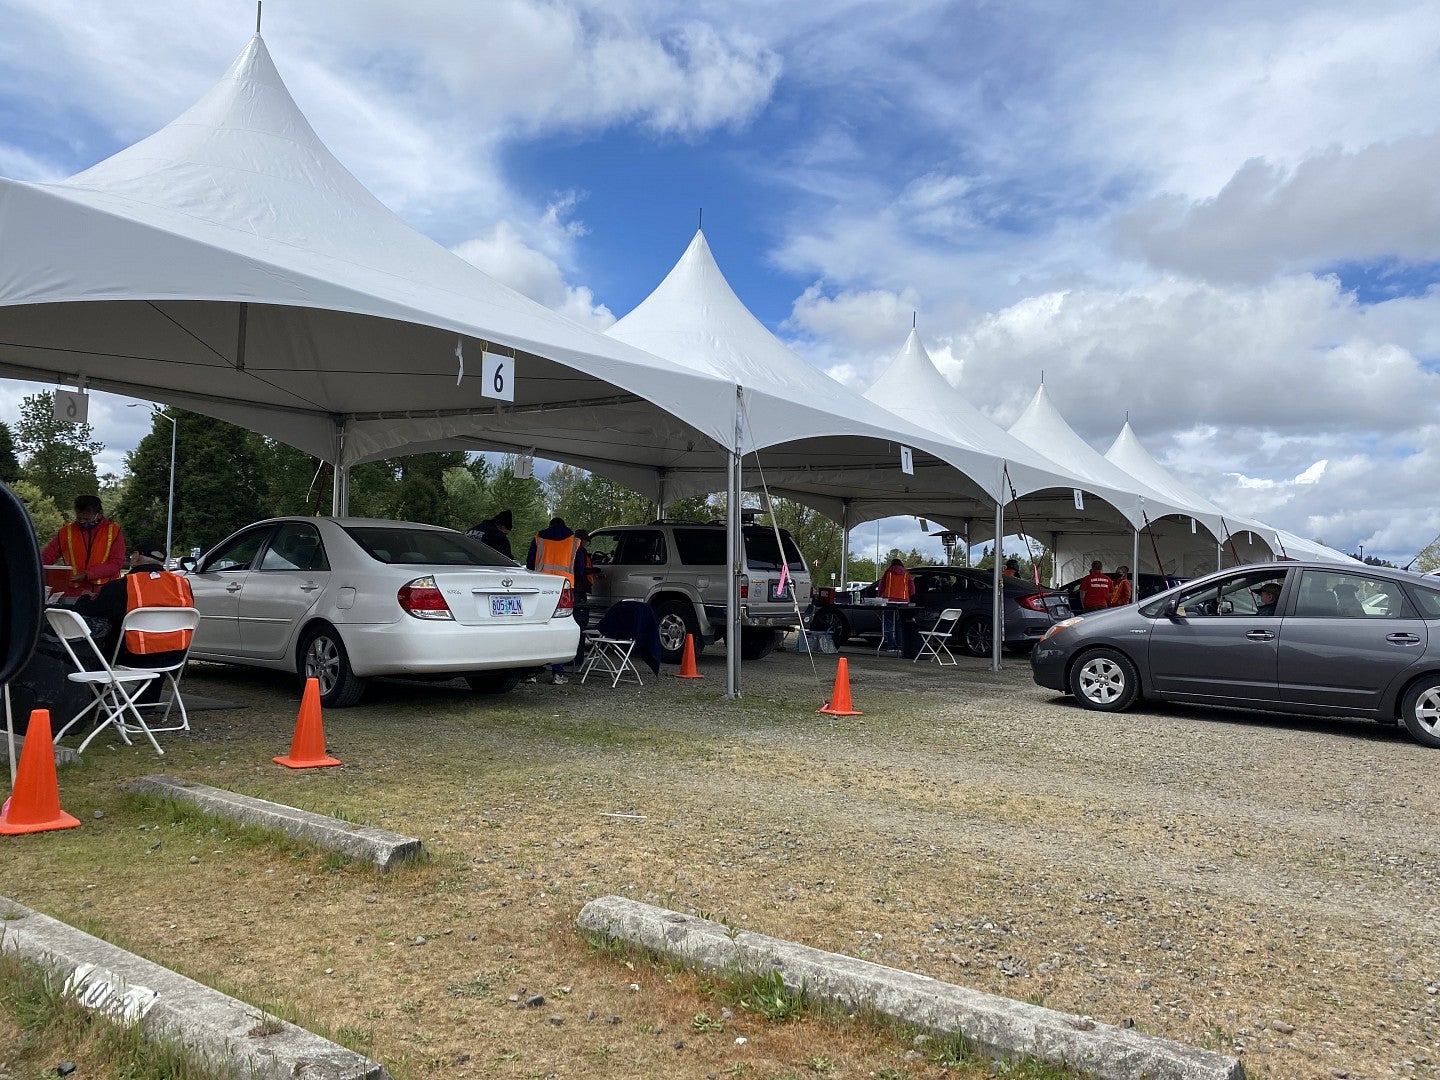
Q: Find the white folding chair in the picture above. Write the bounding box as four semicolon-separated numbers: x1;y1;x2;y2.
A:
579;629;644;687
913;607;962;665
45;607;166;756
112;606;201;735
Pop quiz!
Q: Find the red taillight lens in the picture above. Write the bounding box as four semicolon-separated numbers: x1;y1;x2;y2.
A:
555;586;575;615
398;576;454;620
740;574;749;599
1018;593;1049;612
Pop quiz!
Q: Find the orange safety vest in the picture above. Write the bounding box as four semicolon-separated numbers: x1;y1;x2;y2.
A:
1109;577;1133;607
878;565;912;601
533;534;582;586
57;519;123;588
124;571;196;654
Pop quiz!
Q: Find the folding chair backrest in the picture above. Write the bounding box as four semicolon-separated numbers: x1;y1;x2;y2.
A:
117;606;201;666
935;607;963;631
45;606;108;671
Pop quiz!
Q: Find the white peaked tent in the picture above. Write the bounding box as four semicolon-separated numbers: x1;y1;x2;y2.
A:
866;330;1147;550
1104;424;1356;566
1007;384;1228;581
0;35;739;506
607;232;1078;519
609;241;1134;669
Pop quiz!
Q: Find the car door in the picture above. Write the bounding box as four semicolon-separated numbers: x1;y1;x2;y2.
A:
608;530;670;605
1146;570;1290;704
185;525;274;656
237;522;332;659
1277;569;1428;715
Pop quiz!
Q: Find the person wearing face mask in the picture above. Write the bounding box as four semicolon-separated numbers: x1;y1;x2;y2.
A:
41;494;128;599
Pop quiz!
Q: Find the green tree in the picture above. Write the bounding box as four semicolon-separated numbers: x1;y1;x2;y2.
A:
762;497;844;582
14;391;102;512
487;457;547;550
0;421;19;483
387;451;466;525
171;411;266;553
442;457;492;531
545;464;655;530
9;479;63;542
1416;537;1440;574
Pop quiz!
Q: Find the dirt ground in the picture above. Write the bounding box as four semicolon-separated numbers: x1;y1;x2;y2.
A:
3;641;1438;1079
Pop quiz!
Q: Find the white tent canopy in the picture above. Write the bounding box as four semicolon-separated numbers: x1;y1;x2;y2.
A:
607;233;1109;531
0;35;739;502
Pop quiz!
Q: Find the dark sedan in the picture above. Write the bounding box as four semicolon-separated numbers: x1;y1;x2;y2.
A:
809;566;1071;656
1032;561;1440;748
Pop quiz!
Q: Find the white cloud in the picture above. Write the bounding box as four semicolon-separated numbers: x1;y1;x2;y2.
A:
453;222;614;330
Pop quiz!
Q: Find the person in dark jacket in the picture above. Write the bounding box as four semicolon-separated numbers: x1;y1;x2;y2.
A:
466;508;514;560
526;517;587;683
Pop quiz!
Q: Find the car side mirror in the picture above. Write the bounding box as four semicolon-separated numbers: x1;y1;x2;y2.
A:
0;481;43;686
179;557;198;572
1162;597;1183;621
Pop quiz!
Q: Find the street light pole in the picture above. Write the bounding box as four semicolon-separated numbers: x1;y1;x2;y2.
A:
130;404;176;563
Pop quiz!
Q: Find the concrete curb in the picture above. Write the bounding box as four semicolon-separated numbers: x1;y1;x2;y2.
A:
126;775;423;870
0;898;390;1080
576;896;1244;1080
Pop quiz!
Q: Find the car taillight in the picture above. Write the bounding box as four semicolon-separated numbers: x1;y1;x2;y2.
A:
1018;594;1049;613
740;573;749;599
398;576;454;620
555;586;575;615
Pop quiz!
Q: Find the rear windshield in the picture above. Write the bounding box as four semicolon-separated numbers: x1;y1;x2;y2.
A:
744;528;806;573
344;526;516;567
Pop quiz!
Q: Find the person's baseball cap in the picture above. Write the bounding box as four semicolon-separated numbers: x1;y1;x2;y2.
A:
1253;582;1280;596
134;540;166;561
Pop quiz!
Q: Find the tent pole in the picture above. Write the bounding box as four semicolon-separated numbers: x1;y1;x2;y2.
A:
1050;531;1059;588
839;500;850;586
1132;529;1140;596
726;387;743;699
331;422;349;516
992;501;1003;673
656;468;668;520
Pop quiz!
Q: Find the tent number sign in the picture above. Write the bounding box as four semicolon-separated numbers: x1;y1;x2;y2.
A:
482;350;516;402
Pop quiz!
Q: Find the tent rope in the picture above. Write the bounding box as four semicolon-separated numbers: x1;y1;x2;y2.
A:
1140;511;1165;577
738;400;824;690
1001;466;1046;586
1218;517;1243;565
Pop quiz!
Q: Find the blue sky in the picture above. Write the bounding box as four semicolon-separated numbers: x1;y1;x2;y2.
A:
2;0;1439;565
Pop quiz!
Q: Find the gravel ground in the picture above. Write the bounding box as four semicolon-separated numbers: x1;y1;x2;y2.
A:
6;641;1439;1079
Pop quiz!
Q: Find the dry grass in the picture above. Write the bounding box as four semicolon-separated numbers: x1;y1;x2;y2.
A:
3;645;1438;1079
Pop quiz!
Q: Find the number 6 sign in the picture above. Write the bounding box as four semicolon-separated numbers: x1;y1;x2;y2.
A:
481;350;515;402
53;389;89;423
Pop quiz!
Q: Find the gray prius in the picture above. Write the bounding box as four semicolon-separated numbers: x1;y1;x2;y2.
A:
1031;561;1440;748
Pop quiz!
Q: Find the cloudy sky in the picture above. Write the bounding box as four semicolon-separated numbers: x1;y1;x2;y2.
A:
2;0;1438;564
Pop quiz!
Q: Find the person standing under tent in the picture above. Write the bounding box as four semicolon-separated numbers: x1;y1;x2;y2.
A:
1079;560;1114;612
1108;565;1134;607
526;517;586;684
877;557;915;652
468;508;515;560
42;494;127;599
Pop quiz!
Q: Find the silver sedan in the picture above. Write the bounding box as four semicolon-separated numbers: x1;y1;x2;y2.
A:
183;517;579;706
1031;561;1440;748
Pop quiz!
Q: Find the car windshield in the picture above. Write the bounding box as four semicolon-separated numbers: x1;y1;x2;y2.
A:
345;525;516;567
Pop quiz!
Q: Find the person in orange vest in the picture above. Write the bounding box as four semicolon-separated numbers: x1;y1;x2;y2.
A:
41;494;127;598
1079;560;1114;611
1108;565;1134;607
526;517;586;684
877;557;915;651
75;539;195;701
1003;558;1019;577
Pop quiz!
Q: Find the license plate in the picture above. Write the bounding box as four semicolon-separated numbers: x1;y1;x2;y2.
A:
768;580;789;602
490;596;524;616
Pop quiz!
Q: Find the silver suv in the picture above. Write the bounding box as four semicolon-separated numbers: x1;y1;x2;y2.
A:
585;522;811;662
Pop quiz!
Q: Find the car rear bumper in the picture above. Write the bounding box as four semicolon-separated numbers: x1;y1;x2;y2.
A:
342;618;579;676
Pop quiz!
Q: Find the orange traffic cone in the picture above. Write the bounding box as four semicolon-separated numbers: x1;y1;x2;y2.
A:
818;658;863;716
274;678;342;769
675;634;703;679
0;710;82;835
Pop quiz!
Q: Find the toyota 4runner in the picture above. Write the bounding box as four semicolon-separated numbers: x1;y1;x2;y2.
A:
585;521;811;662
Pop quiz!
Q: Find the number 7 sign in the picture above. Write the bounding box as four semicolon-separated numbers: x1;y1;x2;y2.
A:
481;350;515;402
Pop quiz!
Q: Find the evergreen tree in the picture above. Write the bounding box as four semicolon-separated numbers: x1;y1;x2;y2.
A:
390;451;466;525
485;457;547;550
545;464;655;531
115;409;178;549
762;497;844;582
0;421;19;483
172;411;266;552
14;391;102;512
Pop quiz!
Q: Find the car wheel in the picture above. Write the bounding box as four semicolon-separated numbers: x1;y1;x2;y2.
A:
653;599;701;665
739;627;779;660
1399;676;1440;749
299;624;367;708
959;615;992;657
1069;648;1139;712
808;607;850;647
465;670;525;695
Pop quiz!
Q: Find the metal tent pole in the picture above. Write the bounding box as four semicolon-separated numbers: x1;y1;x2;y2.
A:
726;388;743;699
